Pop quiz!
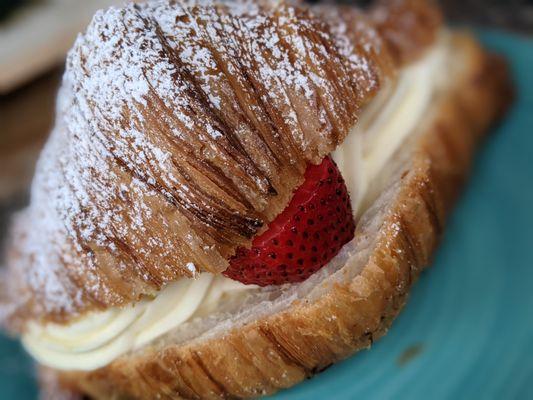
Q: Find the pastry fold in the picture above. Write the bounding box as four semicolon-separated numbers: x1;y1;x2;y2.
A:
2;0;441;325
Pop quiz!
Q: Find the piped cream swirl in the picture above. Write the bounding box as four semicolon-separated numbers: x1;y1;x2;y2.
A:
23;274;251;370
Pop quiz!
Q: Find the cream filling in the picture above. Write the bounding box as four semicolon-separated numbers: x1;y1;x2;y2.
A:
333;40;448;214
22;39;448;372
22;274;252;371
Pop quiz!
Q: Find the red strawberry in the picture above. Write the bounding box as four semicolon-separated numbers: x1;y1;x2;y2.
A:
223;156;355;286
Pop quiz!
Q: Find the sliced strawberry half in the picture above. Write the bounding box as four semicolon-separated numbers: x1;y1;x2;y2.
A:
223;156;355;286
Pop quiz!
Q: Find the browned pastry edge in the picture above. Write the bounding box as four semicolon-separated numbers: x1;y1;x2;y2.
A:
44;32;512;400
371;0;443;64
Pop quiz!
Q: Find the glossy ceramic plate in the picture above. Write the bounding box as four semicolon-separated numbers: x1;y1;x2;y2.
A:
1;30;531;400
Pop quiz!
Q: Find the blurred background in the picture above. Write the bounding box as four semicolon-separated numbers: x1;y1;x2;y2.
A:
0;0;531;398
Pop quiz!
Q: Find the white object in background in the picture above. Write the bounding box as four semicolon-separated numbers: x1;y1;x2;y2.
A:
0;0;121;93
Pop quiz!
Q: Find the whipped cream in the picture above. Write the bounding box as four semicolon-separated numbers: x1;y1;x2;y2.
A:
23;39;448;372
23;274;252;370
333;41;447;214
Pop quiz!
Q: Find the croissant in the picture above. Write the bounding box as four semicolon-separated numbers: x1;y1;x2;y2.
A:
0;0;511;398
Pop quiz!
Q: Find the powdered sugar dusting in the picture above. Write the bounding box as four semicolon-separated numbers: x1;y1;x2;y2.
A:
2;0;391;324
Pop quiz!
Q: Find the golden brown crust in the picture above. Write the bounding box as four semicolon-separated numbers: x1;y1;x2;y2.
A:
371;0;443;64
2;0;443;326
51;32;512;399
311;3;397;102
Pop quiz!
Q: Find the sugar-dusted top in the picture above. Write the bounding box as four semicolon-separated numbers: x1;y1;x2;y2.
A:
2;0;441;326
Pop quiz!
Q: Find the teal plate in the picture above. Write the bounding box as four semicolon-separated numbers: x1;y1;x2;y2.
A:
1;30;532;400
